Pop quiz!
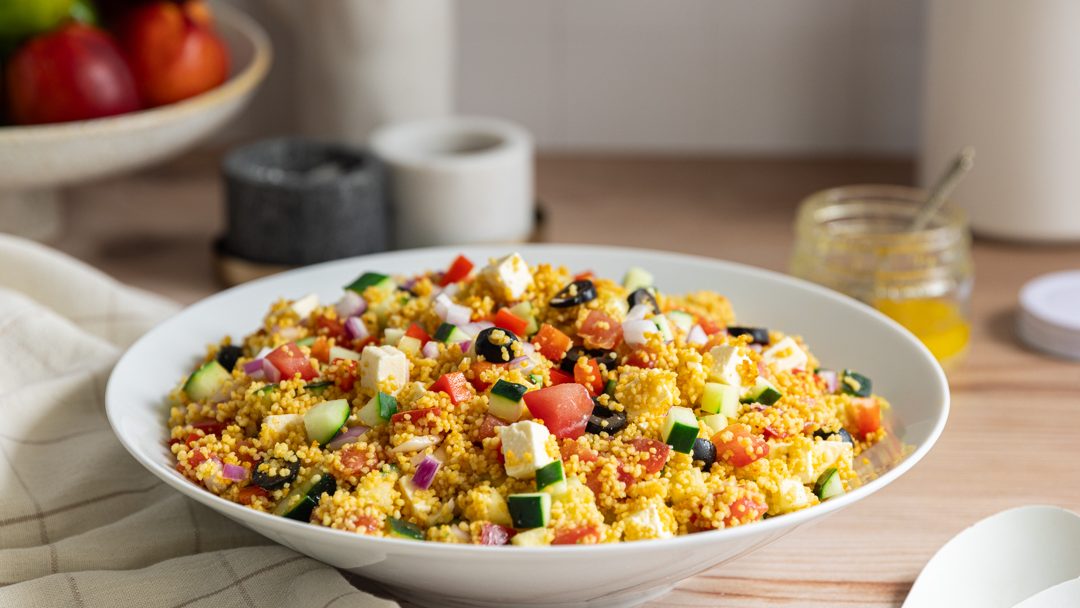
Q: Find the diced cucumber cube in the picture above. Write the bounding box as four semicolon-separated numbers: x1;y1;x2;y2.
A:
274;469;335;520
510;527;550;546
488;379;528;422
508;492;551;529
622;266;654;292
528;373;543;387
653;315;674;342
383;327;405;346
662;406;699;453
358;392;397;427
388;517;425;540
535;460;567;495
666;310;695;333
304;399;351;444
700;413;729;435
304;380;332;394
295;336;317;347
509;301;539;336
345;272;395;295
741;377;783;406
701;382;739;417
840;369;872;397
183;360;231;402
435;322;469;344
814;467;845;500
329;346;361;361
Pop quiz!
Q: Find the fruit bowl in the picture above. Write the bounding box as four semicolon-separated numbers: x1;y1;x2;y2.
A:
106;245;950;608
0;3;270;239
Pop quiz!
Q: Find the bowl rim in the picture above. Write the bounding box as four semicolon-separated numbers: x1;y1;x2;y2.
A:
106;243;950;557
0;3;272;142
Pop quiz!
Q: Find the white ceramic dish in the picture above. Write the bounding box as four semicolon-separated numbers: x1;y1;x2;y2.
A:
106;245;950;608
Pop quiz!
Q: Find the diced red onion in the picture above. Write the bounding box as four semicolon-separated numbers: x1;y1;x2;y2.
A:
519;341;535;356
402;277;419;290
391;435;440;453
818;370;839;393
422;341;440;359
626;303;652;322
622;319;657;346
445;304;471;327
261;358;281;383
336;291;367;317
480;523;511;546
221;463;248;482
458;340;472;353
345;316;369;341
326;426;370;450
687;324;708;346
411;455;441;490
242;359;264;375
508;355;539;375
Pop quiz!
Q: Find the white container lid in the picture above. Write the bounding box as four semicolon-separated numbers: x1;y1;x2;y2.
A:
1017;270;1080;360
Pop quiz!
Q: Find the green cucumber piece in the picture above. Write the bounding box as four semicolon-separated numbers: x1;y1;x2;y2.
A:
662;406;699;453
741;377;783;406
329;345;361;361
509;301;539;336
273;469;336;521
304;380;333;394
666;310;695;333
653;315;674;342
700;413;728;435
345;272;395;295
434;322;470;344
383;327;405;346
508;492;551;529
183;360;231;402
814;467;845;500
295;336;317;347
304;399;351;444
840;369;872;397
388;517;425;540
535;460;567;495
701;382;739;417
358;392;398;427
528;373;543;387
511;527;549;546
622;266;654;292
488;379;528;422
603;378;617;396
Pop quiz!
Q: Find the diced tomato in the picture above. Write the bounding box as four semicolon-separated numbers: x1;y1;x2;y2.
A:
404;322;431;345
548;368;574;386
552;525;600;545
852;397;882;439
523;383;593;440
266;343;318;381
573;357;604;396
349;335;377;352
493;308;529;338
480;523;514;545
310;336;331;364
186;450;210;468
469;361;504;392
315;315;348;341
440;254;475;286
712;424;770;467
625;348;657;369
332;359;358;392
698;317;724;336
762;426;788;441
724;496;768;527
533;324;573;362
390;407;442;434
184;433;201;447
351;515;382;535
191;419;227;436
477;414;508;441
339;443;382;477
559;439;598;463
430;372;472;405
573;270;595;281
578;310;622;351
237;486;268;505
585;459;632;496
629;437;670;474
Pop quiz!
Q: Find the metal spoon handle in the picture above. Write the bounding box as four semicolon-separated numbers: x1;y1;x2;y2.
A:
910;146;976;232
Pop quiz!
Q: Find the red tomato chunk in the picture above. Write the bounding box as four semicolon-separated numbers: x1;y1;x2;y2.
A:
578;310;622;350
430;372;472;405
266;343;318;381
523;383;593;440
440;254;474;286
712;424;769;467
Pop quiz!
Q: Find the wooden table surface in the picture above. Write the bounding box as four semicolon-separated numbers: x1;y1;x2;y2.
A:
56;154;1080;607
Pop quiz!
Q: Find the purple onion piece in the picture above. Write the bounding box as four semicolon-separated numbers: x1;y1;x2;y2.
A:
687;324;708;346
345;316;369;341
508;355;539;375
336;291;367;318
818;370;839;393
261;358;282;383
412;455;441;490
242;359;264;375
326;426;371;450
222;463;248;482
421;341;440;359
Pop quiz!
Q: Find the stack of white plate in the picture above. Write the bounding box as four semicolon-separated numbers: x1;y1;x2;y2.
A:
1017;270;1080;360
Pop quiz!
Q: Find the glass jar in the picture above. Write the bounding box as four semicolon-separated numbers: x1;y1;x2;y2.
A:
791;185;974;370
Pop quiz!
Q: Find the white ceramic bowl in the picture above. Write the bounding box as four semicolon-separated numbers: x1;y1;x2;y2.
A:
106;245;950;608
0;3;271;192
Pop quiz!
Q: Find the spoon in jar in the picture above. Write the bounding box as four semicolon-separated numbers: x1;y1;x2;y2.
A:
909;146;976;232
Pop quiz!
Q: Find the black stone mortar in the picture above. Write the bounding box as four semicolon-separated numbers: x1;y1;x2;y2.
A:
221;137;390;265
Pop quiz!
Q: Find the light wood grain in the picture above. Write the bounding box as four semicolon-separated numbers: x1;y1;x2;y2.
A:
55;153;1080;607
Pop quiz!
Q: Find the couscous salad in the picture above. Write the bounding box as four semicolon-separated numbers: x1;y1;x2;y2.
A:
169;253;889;546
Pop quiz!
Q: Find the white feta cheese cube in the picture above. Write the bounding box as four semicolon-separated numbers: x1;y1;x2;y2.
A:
259;414;303;445
772;478;815;513
622;504;675;540
708;344;751;388
762;336;809;373
482;253;533;301
808;440;853;483
497;420;554;479
360;345;409;395
290;293;319;318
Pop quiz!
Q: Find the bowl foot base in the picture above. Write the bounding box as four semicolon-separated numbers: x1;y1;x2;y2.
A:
388;584;675;608
0;189;62;242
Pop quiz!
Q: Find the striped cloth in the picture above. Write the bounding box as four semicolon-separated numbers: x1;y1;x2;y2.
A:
0;235;396;608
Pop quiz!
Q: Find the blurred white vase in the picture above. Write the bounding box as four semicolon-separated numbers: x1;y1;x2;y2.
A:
269;0;455;145
922;0;1080;242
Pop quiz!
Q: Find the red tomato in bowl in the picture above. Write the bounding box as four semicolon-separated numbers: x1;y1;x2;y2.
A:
5;23;141;125
266;343;318;381
712;424;769;467
523;383;593;440
578;310;622;350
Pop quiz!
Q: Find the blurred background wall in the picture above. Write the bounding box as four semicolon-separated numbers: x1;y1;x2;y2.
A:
221;0;924;155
